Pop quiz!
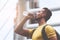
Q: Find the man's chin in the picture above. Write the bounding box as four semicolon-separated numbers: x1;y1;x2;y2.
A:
35;18;41;22
35;18;41;20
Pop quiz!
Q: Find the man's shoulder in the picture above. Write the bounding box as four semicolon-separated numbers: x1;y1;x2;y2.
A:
46;24;53;28
44;24;56;38
45;24;55;32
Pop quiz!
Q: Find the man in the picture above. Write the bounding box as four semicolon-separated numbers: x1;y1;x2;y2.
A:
14;8;57;40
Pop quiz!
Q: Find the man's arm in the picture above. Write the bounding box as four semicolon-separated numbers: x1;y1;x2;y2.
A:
14;13;34;38
49;36;57;40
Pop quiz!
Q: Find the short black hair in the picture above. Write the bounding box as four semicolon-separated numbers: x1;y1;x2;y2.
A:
43;8;52;22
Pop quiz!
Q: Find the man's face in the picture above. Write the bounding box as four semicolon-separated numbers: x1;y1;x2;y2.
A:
35;9;46;19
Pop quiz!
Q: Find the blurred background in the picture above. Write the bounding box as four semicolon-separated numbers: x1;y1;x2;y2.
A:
0;0;60;40
0;0;17;40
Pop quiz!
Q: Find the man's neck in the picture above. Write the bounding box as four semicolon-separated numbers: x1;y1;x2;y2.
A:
39;18;46;26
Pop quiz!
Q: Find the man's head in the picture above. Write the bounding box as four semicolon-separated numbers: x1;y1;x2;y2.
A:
36;7;52;22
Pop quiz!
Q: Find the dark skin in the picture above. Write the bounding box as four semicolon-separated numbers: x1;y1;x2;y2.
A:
14;8;57;40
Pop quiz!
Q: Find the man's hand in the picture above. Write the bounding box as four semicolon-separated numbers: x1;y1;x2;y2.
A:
25;13;34;19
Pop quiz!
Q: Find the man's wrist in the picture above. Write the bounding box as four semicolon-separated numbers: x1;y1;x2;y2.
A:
24;16;29;20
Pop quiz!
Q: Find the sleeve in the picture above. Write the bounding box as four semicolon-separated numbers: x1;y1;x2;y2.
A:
28;29;34;34
27;29;34;38
45;25;56;38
